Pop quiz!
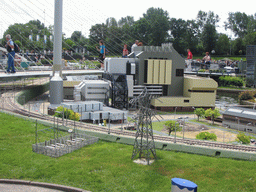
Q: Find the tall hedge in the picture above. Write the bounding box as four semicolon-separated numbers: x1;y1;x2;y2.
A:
17;82;50;105
218;76;243;87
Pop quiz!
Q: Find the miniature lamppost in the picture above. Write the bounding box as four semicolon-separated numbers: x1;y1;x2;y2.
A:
174;122;177;143
174;107;177;120
235;117;240;131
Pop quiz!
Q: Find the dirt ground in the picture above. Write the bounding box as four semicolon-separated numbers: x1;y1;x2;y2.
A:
162;119;237;143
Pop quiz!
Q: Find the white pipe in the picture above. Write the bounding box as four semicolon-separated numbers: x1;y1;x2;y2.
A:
53;0;63;74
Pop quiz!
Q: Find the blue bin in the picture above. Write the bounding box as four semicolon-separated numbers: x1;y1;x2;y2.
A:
21;62;29;68
171;178;197;192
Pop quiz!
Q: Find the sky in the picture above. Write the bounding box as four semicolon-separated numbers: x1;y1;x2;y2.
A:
0;0;256;39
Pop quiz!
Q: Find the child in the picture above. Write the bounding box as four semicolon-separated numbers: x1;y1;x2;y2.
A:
96;40;105;69
122;44;129;58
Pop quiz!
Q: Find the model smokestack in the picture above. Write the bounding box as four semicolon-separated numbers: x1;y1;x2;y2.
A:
49;0;63;105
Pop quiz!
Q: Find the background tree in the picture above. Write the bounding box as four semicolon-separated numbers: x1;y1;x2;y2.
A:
169;18;189;54
196;11;219;53
134;7;170;46
88;23;107;55
2;8;256;57
232;37;246;55
244;32;256;46
118;16;135;27
105;20;123;55
164;120;182;136
63;39;76;51
196;11;219;35
132;18;150;45
215;34;230;55
106;17;118;28
225;12;253;38
3;20;52;51
118;16;135;51
71;31;82;43
194;108;205;121
201;23;217;52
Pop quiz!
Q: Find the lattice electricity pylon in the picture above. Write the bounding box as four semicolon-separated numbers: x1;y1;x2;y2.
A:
130;88;158;165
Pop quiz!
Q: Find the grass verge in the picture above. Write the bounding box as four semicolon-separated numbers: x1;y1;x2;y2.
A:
0;112;256;191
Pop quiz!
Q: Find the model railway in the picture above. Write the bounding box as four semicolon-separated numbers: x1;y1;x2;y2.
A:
2;92;256;154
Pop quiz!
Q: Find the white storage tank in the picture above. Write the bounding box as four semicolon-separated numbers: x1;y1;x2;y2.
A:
104;58;136;74
49;73;63;105
81;80;110;100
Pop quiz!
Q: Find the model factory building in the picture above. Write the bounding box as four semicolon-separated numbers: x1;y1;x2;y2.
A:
62;43;217;112
104;43;218;111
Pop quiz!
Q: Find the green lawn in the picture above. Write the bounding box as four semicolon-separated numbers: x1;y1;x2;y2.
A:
193;56;246;61
0;112;256;191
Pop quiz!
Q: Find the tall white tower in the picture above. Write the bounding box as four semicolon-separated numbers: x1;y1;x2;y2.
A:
49;0;63;105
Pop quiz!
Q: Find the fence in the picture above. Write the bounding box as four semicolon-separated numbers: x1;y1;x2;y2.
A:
32;133;99;158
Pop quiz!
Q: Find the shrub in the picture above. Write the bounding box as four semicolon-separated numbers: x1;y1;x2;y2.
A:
40;59;52;65
246;77;254;87
198;69;206;72
54;106;80;121
196;132;217;141
238;91;254;103
252;90;256;98
236;133;251;144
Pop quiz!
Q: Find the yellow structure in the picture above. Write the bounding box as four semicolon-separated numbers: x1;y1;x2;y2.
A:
146;59;172;85
151;75;218;110
63;81;81;87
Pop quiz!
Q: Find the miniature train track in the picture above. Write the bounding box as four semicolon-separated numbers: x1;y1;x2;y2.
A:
2;91;256;154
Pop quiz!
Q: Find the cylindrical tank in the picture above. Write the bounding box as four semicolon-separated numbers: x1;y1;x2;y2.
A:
171;178;197;192
49;72;63;104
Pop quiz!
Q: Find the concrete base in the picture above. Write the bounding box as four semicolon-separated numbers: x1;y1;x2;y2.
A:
133;158;155;165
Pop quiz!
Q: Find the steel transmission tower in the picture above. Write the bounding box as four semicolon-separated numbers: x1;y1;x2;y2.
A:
131;88;157;165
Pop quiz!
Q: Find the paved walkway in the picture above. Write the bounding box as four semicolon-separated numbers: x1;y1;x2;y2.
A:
0;184;63;192
0;180;89;192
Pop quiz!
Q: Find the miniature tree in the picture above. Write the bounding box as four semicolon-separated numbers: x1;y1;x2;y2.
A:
194;108;205;121
54;106;80;121
205;108;220;125
164;120;182;136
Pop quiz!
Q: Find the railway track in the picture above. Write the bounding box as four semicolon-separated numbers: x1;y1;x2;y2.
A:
2;91;256;154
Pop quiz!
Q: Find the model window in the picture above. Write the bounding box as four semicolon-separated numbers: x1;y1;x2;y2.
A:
188;89;214;93
184;100;189;103
176;69;184;77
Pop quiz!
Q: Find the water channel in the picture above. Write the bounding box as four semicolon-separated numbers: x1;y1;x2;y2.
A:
215;91;239;112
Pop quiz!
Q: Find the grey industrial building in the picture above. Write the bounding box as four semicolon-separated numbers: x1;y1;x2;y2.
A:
222;107;256;133
246;45;256;86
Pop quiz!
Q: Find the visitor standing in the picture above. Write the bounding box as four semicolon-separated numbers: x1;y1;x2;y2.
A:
202;52;211;64
96;40;106;69
122;44;129;58
138;42;143;46
131;40;139;53
5;34;16;73
187;49;193;60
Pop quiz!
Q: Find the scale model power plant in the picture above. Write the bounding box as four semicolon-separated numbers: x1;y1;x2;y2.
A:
50;43;218;122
